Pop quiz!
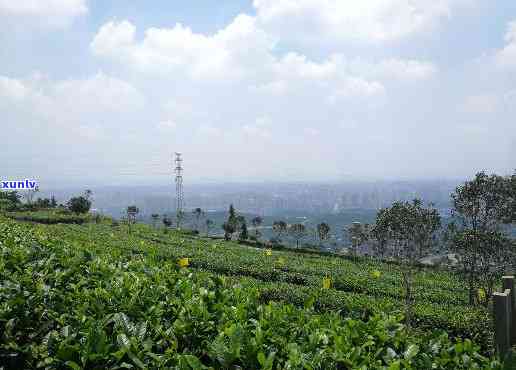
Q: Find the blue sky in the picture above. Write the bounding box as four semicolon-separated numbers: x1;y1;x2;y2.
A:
1;0;515;186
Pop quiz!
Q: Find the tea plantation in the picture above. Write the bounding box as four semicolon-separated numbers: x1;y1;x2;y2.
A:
0;217;504;369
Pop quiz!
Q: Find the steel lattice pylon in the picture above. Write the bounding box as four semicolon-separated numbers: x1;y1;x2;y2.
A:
174;152;184;229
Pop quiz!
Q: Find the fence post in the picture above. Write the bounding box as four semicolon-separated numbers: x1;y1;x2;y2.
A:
493;290;511;359
503;276;516;344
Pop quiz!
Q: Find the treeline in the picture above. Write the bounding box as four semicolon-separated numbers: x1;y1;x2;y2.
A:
0;188;94;215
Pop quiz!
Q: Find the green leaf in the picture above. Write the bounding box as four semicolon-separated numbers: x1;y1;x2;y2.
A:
184;355;205;369
65;361;81;370
404;344;419;360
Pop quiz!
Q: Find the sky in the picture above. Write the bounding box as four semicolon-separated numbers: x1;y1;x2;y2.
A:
1;0;515;187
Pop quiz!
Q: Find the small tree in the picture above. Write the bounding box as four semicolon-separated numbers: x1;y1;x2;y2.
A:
0;190;21;211
126;206;139;233
251;216;263;239
85;189;93;201
377;199;441;326
347;222;369;257
50;196;57;208
239;221;249;241
25;186;39;205
272;220;287;243
223;204;239;241
206;219;213;236
448;171;515;305
162;215;173;228
370;214;389;259
452;228;510;306
317;223;331;245
509;171;516;223
176;210;185;230
67;195;91;214
222;222;236;241
192;208;204;233
151;214;160;229
34;198;52;209
288;223;306;248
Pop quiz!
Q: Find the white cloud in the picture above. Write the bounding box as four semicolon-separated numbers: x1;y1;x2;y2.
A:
503;90;516;108
496;21;516;68
157;120;178;131
90;20;135;56
77;125;103;140
327;78;386;103
92;15;274;81
53;73;145;113
0;72;144;127
0;0;88;28
243;116;272;138
0;76;29;100
365;58;438;81
253;0;471;44
91;19;435;104
461;94;500;114
197;125;222;137
303;127;320;136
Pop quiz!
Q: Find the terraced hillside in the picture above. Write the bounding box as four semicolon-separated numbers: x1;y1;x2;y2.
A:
0;216;502;369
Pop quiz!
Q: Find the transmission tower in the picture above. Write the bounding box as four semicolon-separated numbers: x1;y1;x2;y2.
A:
174;152;184;229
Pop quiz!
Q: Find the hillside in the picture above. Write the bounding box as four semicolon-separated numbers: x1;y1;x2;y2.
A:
0;215;504;369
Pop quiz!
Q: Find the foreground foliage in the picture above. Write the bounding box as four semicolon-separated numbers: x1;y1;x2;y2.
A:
0;219;502;369
8;219;494;350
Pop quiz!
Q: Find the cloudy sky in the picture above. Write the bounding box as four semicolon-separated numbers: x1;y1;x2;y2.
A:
1;0;515;186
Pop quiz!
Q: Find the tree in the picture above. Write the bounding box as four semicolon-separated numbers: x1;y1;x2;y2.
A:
222;204;239;241
67;195;91;214
176;210;185;230
376;199;441;326
288;223;306;248
347;222;370;257
192;208;204;233
50;196;57;208
511;171;516;222
25;186;39;205
34;198;52;209
370;214;389;259
126;206;139;233
317;223;331;245
452;228;510;306
0;190;21;211
162;215;173;228
222;222;236;241
448;171;515;306
206;219;213;236
239;220;249;241
151;214;160;229
85;189;93;201
251;216;263;239
272;221;287;243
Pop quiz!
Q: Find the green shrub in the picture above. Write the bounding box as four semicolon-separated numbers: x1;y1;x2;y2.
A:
0;220;502;369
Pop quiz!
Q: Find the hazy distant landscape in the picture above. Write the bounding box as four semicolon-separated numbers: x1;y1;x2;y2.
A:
34;180;461;248
37;180;459;218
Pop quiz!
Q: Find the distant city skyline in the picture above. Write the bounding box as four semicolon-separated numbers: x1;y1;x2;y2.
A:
33;179;460;220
